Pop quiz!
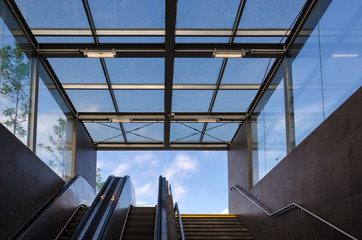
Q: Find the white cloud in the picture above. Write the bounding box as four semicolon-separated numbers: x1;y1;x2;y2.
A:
165;153;198;181
136;201;149;205
220;208;229;214
134;152;155;164
112;163;129;176
172;183;186;202
136;182;152;196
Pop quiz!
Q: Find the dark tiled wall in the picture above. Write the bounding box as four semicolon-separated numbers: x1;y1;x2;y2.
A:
0;123;64;239
74;120;97;190
228;87;362;240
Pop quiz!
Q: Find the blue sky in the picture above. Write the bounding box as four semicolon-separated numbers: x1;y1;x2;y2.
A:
97;150;229;214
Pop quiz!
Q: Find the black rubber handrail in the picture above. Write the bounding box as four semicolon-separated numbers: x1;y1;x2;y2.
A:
119;205;132;239
10;175;84;240
97;176;129;239
155;176;167;240
231;185;358;240
71;175;116;239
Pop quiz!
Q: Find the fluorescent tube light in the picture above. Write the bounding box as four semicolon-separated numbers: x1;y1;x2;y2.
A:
213;49;246;58
332;53;359;58
84;49;116;58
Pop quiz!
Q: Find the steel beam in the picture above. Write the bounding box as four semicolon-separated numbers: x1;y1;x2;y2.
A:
78;112;246;123
95;142;230;151
60;83;264;90
31;28;292;37
37;43;285;58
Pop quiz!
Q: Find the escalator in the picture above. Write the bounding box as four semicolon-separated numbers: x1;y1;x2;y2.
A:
10;175;168;240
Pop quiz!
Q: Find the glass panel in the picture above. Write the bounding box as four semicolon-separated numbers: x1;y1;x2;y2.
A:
234;37;286;43
123;123;163;142
36;37;94;43
177;0;239;28
15;0;89;28
213;90;257;112
0;17;31;145
239;0;306;29
106;59;164;84
36;72;73;180
114;90;163;112
319;0;362;117
66;90;115;112
49;58;106;84
176;37;229;43
174;58;222;84
251;67;286;185
88;0;164;28
222;58;275;84
289;6;323;146
84;122;124;142
203;123;239;142
172;90;213;112
170;122;204;142
99;37;164;43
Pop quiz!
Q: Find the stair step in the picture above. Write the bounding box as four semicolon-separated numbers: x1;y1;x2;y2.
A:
127;215;155;222
69;222;81;229
63;229;76;237
73;216;84;222
60;238;71;240
122;236;154;240
127;221;154;228
124;227;154;235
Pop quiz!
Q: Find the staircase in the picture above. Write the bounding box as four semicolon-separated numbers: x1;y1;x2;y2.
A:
122;206;156;240
58;205;89;240
176;214;254;240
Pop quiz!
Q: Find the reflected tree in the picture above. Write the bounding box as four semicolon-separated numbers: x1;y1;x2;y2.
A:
38;117;67;177
0;43;30;137
96;168;105;193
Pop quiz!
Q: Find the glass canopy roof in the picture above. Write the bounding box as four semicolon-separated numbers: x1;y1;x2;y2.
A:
13;0;307;150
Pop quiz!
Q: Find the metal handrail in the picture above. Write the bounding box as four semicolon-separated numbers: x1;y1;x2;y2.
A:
231;185;358;240
174;202;185;240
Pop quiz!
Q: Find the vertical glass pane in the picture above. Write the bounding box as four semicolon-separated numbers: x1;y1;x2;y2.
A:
36;68;73;180
252;68;286;184
289;6;323;145
0;16;31;146
319;0;362;116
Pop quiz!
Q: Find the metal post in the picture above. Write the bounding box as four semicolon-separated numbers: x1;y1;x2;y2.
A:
27;57;39;152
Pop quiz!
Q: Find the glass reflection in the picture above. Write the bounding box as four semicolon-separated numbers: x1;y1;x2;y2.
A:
0;17;31;145
36;67;73;180
252;68;286;185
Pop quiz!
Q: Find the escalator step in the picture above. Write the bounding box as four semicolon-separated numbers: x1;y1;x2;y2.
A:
73;216;84;222
127;215;154;222
63;229;76;237
122;236;154;240
60;238;71;240
124;227;154;235
126;221;154;228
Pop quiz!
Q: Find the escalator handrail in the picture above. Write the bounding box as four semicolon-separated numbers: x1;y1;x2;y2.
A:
119;205;132;239
70;175;116;239
97;176;129;239
9;175;88;240
156;176;167;240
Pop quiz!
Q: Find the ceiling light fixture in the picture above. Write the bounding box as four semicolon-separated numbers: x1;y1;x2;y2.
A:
331;53;359;58
213;48;247;58
83;49;116;58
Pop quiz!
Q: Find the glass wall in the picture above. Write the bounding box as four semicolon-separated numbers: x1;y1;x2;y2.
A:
36;65;73;180
0;13;32;145
252;0;362;184
0;1;74;180
252;67;287;184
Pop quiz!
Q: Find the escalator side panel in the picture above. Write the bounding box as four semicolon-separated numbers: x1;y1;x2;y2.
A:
14;176;96;240
103;177;136;240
